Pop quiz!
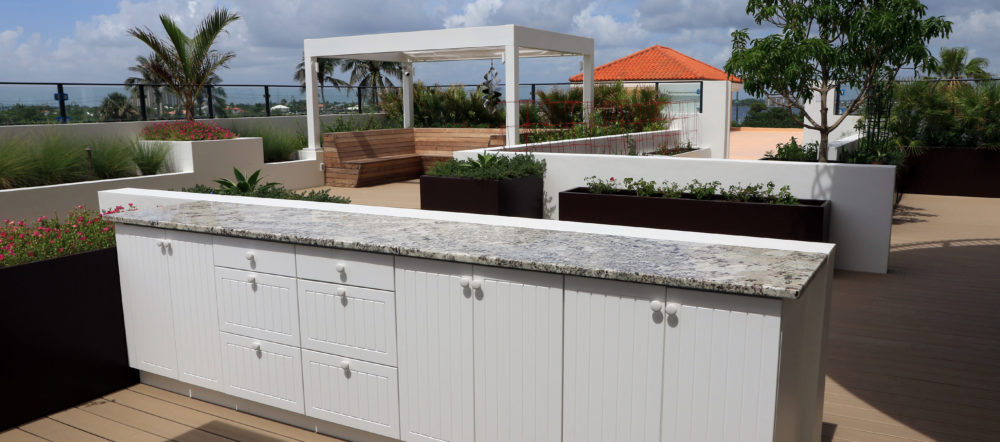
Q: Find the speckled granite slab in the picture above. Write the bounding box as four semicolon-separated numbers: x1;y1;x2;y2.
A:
106;201;829;299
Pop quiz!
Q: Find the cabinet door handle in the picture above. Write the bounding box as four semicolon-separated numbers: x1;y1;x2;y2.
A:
245;251;255;261
459;277;471;288
252;341;262;351
156;240;164;247
247;274;256;284
650;300;664;312
339;359;350;370
335;262;346;272
470;279;483;290
336;287;347;296
664;302;680;316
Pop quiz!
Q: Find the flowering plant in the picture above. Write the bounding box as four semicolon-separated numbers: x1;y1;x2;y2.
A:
0;204;135;268
140;121;238;141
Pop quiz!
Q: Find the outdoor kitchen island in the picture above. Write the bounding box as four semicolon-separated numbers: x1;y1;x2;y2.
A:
106;197;835;442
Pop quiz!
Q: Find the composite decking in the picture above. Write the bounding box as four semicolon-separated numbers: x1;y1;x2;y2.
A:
2;193;997;442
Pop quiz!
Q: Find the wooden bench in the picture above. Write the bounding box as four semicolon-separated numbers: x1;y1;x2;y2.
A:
323;128;505;187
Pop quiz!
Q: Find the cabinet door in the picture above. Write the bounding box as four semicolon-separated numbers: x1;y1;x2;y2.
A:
564;277;667;442
220;332;304;413
395;257;474;442
299;280;397;366
302;350;400;439
115;224;177;379
661;288;781;442
166;230;222;390
216;267;299;346
472;266;562;442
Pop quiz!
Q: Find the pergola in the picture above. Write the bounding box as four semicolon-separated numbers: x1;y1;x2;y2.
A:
302;25;594;150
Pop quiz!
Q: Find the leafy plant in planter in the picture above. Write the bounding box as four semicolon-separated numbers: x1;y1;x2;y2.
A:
182;168;350;203
421;153;546;218
763;137;819;162
0;205;133;268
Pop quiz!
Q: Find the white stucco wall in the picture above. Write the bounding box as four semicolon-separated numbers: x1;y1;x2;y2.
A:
803;89;861;145
455;149;894;273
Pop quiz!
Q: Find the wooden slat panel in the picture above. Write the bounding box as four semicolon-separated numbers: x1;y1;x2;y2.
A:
18;418;106;442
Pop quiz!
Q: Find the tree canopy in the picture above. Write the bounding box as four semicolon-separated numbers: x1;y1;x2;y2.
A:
725;0;951;161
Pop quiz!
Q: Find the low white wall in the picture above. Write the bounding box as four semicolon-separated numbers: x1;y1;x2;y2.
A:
506;129;686;155
0;113;384;143
672;147;712;158
455;149;894;273
803;89;861;146
0;137;323;222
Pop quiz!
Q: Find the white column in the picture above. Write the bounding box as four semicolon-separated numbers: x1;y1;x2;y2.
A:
582;54;594;123
504;45;520;146
304;55;322;150
402;62;414;128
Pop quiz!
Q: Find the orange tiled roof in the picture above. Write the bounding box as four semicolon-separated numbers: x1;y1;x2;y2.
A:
569;45;741;83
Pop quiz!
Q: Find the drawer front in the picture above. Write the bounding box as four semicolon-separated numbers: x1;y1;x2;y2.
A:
299;280;397;366
214;236;296;276
216;267;299;346
220;332;304;413
302;350;400;439
296;245;394;290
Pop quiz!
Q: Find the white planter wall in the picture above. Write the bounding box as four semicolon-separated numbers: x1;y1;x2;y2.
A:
454;150;894;273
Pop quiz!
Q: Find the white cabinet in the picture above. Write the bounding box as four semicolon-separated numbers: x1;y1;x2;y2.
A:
302;350;400;439
661;288;781;442
395;258;474;442
395;258;563;442
296;245;394;291
220;331;304;413
216;267;299;346
563;277;668;442
116;225;220;387
116;225;177;378
299;280;397;366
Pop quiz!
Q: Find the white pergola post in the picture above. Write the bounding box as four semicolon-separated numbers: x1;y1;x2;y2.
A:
402;62;414;128
304;56;322;150
504;44;520;146
582;54;594;123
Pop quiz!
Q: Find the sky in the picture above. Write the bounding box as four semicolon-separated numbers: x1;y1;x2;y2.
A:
0;0;997;87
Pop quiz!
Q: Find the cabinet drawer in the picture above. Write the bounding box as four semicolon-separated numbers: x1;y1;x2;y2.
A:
299;280;397;366
302;350;400;439
296;246;393;290
214;236;295;276
216;267;299;346
220;332;304;413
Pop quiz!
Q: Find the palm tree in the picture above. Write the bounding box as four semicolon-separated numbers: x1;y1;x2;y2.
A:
339;60;403;107
98;92;138;121
127;8;240;121
125;54;166;117
294;55;350;105
929;47;991;83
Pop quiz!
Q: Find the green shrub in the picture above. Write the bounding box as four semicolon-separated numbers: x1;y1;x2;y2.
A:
90;140;137;179
0;139;36;189
889;79;1000;148
235;126;304;162
582;176;798;205
182;168;350;204
131;141;170;175
0;205;132;268
33;136;89;185
762;137;819;161
425;153;545;180
325;116;401;133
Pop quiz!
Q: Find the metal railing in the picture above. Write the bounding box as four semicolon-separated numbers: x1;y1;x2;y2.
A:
0;81;706;126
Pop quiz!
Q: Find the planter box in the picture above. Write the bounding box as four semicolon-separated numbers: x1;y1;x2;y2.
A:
559;187;831;242
901;147;1000;198
0;248;138;430
420;175;544;218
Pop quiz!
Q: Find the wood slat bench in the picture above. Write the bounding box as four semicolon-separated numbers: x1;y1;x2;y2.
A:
323;128;504;187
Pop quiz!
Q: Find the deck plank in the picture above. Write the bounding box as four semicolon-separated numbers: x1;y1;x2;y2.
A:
48;408;163;442
18;418;106;442
0;429;47;442
80;397;233;442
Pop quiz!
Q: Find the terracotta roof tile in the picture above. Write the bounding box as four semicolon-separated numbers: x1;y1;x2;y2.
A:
569;45;741;83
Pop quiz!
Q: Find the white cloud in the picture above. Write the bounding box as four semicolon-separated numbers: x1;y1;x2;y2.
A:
570;3;648;47
444;0;504;28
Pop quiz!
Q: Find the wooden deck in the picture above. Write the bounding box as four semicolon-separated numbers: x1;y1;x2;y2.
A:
2;193;998;442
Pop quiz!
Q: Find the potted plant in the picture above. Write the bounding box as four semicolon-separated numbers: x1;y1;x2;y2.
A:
420;153;546;218
0;205;139;430
559;177;831;242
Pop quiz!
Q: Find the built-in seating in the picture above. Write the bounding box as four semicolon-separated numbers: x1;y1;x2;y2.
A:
323;128;504;187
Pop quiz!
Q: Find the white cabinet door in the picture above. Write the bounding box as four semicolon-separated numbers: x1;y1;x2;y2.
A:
472;266;562;442
115;224;177;379
220;332;304;413
302;350;401;439
395;257;474;442
299;280;397;366
563;277;667;442
216;267;299;346
661;288;781;442
166;230;222;390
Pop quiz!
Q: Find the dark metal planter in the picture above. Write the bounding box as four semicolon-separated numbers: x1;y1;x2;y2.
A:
0;247;137;431
559;187;831;242
901;147;1000;198
420;175;544;218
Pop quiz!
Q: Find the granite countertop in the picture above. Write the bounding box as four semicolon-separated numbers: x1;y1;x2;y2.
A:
106;201;829;299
